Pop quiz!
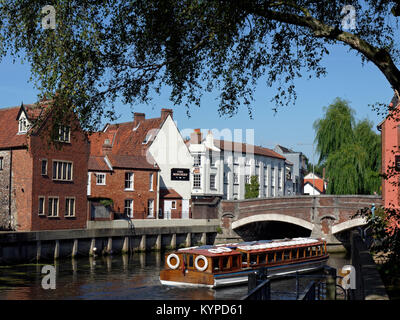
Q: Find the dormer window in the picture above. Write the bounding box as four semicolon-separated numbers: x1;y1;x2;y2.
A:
142;134;152;144
18;115;29;134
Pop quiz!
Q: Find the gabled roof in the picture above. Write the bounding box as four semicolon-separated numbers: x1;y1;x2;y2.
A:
88;114;166;170
213;139;286;160
0;102;51;149
276;145;296;153
304;179;325;193
88;156;113;172
377;94;400;129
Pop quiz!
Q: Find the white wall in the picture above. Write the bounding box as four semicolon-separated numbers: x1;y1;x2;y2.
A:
148;116;193;201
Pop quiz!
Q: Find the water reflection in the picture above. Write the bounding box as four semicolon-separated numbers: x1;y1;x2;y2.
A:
0;251;350;300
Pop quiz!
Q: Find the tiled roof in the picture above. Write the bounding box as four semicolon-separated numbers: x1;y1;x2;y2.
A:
107;154;158;170
304;179;325;193
0;102;52;149
0;106;28;149
160;188;182;199
213;139;286;160
277;145;295;153
88;156;112;172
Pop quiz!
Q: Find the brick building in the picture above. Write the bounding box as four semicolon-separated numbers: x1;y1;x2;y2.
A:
88;108;192;220
378;95;400;209
0;102;89;231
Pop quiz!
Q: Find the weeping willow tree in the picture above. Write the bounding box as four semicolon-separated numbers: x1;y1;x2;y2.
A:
314;98;381;194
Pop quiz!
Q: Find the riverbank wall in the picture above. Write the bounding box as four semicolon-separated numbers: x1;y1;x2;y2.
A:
0;219;220;265
350;230;389;300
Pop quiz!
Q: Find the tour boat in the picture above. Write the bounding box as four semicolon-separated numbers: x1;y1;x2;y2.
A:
159;237;329;288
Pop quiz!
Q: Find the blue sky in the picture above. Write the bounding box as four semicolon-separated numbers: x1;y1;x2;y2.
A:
0;43;394;163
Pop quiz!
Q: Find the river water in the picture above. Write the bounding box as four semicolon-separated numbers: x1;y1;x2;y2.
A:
0;251;350;300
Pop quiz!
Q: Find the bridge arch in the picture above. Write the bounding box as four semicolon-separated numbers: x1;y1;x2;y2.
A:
232;213;314;231
331;217;367;234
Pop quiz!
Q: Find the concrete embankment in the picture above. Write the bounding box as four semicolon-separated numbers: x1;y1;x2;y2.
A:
0;219;220;265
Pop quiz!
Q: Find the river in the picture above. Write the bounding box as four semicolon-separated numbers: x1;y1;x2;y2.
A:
0;251;350;300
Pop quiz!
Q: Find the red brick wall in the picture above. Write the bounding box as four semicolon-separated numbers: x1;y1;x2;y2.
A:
12;149;33;230
89;168;159;219
28;123;90;231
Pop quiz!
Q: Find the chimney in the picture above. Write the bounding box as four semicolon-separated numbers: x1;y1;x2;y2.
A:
102;138;112;155
133;112;145;127
161;108;173;121
190;129;203;144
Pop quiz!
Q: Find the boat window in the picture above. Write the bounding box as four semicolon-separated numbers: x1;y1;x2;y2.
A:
242;253;248;266
312;246;317;256
276;251;283;262
268;252;275;263
212;257;220;271
222;256;231;270
284;250;290;260
258;253;267;264
298;248;305;258
188;255;194;268
250;254;258;265
232;255;239;269
306;246;312;257
291;249;298;259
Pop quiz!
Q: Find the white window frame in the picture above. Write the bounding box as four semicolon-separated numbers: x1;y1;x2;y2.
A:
193;174;201;189
147;199;154;217
57;125;71;143
233;173;239;185
149;173;154;191
96;173;106;185
41;159;48;176
124;199;134;218
210;174;216;190
171;201;176;209
38;196;45;216
48;197;59;217
52;160;73;181
125;172;134;190
65;197;76;217
194;154;201;166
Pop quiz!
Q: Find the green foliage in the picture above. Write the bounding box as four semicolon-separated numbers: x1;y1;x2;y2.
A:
0;1;399;130
245;175;260;199
314;98;381;195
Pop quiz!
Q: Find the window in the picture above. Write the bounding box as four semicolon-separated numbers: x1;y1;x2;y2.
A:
124;199;134;218
125;172;134;190
245;158;251;166
210;174;216;190
96;173;106;185
278;168;282;190
223;172;228;184
233;173;239;184
48;197;59;217
245;175;250;184
209;151;216;167
149;173;154;191
194;154;201;166
18;117;28;133
171;201;176;209
233;155;239;164
52;161;73;181
0;157;3;170
65;198;75;217
147;199;154;217
142;133;152;144
41;159;48;175
193;174;201;189
38;197;45;215
57;125;71;143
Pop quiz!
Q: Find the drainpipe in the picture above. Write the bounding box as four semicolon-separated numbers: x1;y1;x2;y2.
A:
8;149;13;230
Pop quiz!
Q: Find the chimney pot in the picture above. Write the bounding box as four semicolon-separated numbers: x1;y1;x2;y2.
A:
133;112;145;127
161;108;173;121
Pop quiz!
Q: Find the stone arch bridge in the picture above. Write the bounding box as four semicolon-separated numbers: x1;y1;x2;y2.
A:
216;195;381;246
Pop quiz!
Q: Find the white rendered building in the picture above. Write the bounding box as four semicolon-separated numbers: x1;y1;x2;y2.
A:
187;130;287;200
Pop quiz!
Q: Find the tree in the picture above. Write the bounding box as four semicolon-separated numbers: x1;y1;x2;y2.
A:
245;175;260;199
0;1;400;129
313;98;381;194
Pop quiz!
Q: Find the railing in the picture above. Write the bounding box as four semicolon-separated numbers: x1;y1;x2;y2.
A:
241;266;341;300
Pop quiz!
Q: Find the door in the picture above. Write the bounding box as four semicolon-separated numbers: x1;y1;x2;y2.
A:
182;199;189;219
164;200;172;219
